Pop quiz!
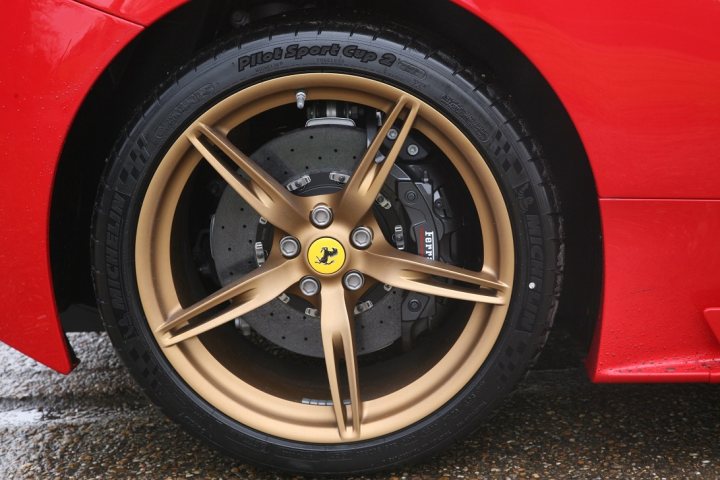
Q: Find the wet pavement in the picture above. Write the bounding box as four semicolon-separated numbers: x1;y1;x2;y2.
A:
2;332;720;479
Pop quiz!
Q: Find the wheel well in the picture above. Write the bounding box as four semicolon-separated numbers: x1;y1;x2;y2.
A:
51;0;602;348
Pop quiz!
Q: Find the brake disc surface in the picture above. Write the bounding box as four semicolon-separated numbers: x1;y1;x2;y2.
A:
211;125;403;357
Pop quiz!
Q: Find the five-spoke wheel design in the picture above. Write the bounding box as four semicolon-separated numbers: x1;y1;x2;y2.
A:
135;73;514;442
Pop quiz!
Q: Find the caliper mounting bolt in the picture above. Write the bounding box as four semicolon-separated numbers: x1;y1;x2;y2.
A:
408;299;423;312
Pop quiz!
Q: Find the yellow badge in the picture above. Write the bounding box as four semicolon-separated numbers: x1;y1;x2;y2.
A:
307;237;346;274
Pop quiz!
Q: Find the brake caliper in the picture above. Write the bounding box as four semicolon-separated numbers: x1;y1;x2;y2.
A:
393;163;458;350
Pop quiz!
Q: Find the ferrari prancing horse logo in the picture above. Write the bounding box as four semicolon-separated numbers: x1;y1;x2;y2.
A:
307;237;346;274
316;247;339;265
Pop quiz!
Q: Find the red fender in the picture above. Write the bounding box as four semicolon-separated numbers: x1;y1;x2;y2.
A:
0;0;141;372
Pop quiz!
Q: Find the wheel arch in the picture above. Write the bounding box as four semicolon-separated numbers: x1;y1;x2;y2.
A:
50;0;602;349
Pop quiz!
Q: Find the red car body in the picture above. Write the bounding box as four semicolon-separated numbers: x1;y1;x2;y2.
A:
2;0;720;381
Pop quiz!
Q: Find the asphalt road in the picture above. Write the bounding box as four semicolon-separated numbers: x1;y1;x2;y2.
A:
2;333;720;479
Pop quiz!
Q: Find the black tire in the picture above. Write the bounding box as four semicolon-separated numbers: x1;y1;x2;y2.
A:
92;18;562;475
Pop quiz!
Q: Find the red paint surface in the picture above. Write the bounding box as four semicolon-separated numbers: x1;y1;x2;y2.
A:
2;0;720;379
453;0;720;199
0;0;142;373
73;0;181;26
703;309;720;346
587;200;720;383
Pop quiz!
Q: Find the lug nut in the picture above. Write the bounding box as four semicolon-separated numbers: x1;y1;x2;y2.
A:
299;277;320;296
407;144;419;156
387;128;399;140
350;226;373;249
310;204;333;228
343;271;365;291
279;236;301;258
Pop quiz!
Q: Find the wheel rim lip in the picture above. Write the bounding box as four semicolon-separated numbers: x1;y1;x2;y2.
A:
135;73;515;443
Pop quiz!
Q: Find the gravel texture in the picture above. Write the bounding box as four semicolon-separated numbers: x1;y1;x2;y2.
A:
2;332;720;479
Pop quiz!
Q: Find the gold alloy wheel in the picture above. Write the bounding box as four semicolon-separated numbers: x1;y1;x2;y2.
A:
135;73;514;443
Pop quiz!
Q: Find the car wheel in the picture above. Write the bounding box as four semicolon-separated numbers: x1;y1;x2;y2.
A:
92;19;562;475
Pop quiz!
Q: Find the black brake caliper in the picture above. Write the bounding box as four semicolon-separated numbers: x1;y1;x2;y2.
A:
393;158;460;350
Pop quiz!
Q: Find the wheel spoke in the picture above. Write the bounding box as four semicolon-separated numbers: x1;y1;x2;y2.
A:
156;258;300;347
320;282;362;439
339;96;420;223
362;246;508;304
187;123;307;233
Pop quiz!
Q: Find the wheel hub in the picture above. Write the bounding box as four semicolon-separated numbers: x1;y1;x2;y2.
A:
307;237;346;275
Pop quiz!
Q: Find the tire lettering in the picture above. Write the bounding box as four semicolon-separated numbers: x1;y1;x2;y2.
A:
238;47;284;71
342;45;377;63
239;44;395;71
285;43;341;60
379;53;397;67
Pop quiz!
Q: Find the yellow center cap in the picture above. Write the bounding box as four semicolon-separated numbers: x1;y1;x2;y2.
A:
307;237;346;275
